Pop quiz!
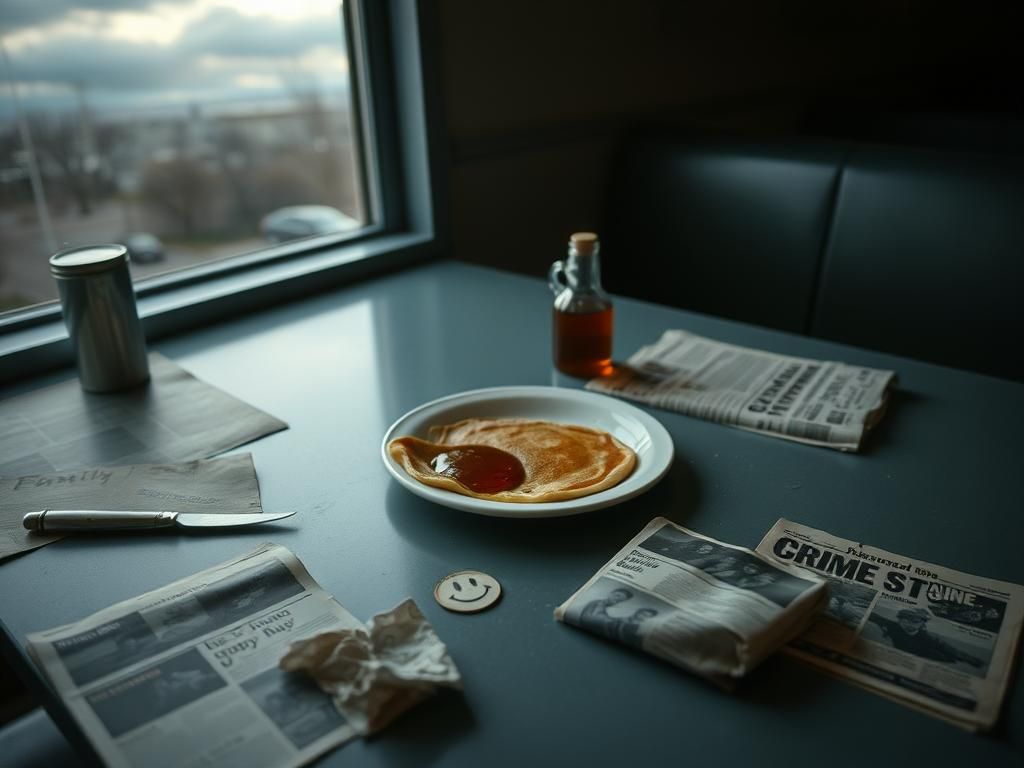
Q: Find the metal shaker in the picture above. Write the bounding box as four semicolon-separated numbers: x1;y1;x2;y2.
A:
49;244;150;392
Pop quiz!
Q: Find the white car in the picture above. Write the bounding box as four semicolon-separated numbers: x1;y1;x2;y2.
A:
259;206;360;243
120;232;165;264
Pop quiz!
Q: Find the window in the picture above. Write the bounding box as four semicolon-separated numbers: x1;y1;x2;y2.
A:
2;0;372;311
0;1;444;382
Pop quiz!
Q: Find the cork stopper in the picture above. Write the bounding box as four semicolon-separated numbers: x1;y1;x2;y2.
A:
569;232;599;256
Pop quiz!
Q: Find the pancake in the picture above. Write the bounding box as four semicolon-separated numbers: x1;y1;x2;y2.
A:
388;418;636;503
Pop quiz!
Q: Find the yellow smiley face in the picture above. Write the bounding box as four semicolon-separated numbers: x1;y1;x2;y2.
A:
434;570;502;613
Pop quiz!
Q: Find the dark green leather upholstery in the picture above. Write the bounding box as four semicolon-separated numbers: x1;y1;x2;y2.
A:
813;146;1024;381
606;131;1024;381
0;709;84;767
604;132;844;333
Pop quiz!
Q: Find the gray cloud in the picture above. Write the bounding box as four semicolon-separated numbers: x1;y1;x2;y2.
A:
1;1;189;32
5;7;344;92
180;7;342;59
8;37;187;90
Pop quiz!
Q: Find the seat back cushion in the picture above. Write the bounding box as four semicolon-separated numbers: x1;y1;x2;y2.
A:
0;709;86;767
604;132;844;333
813;146;1024;380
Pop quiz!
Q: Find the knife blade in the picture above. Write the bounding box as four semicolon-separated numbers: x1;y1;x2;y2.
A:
23;509;296;533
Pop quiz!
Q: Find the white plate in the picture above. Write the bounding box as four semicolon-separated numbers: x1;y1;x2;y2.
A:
381;386;674;518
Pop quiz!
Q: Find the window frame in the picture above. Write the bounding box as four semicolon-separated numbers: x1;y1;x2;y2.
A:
0;0;448;385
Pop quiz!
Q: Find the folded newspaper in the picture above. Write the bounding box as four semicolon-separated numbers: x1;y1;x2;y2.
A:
25;544;454;767
587;330;895;451
756;519;1024;730
555;518;828;688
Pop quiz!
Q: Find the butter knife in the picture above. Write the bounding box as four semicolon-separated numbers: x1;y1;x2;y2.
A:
23;509;296;533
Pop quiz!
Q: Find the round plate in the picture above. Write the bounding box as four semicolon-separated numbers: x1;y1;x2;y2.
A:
381;386;674;518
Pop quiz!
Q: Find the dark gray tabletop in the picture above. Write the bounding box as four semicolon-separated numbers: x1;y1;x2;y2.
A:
2;260;1023;766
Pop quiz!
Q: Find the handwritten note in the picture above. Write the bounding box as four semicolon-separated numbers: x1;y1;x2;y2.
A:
0;453;263;562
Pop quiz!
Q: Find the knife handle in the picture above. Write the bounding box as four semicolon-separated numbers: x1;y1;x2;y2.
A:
24;510;178;532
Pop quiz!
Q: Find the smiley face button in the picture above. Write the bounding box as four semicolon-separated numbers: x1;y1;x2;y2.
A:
434;570;502;613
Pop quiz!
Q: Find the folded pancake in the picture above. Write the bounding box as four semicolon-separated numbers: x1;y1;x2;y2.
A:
388;418;636;503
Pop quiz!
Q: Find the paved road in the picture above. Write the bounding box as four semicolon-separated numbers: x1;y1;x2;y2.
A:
0;202;264;310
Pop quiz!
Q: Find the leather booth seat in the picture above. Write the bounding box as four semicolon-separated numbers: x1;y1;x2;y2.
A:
604;130;1024;381
0;708;85;767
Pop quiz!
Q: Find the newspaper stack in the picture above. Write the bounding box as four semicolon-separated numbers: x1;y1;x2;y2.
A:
26;544;451;768
555;518;827;688
757;520;1024;730
587;330;895;451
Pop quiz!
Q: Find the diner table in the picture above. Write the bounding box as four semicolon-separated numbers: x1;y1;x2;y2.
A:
1;260;1022;766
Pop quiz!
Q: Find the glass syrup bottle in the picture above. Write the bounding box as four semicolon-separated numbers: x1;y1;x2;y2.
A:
549;232;614;377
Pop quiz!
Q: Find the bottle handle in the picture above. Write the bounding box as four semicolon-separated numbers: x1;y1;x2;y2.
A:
548;260;567;295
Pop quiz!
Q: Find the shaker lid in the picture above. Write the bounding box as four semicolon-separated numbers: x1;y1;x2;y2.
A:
50;244;129;276
569;232;599;255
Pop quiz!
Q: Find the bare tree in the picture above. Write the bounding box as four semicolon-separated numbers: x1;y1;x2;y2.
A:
29;114;94;215
139;158;216;238
286;81;350;212
210;125;259;232
251;159;319;214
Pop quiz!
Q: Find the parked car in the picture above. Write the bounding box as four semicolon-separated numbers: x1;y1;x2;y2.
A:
119;233;165;264
259;206;360;243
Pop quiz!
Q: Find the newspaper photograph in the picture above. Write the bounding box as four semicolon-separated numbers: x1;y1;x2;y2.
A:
756;519;1024;730
26;543;362;768
586;330;895;451
555;518;827;688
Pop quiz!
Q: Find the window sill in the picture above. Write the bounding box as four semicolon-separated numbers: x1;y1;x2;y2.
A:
0;232;437;386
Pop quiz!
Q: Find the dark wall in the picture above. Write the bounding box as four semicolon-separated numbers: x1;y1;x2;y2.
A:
435;0;1023;279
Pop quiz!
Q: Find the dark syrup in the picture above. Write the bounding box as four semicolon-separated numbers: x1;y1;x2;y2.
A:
396;437;526;494
430;446;526;494
553;307;614;378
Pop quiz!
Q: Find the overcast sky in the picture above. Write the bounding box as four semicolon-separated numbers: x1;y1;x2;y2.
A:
1;0;350;120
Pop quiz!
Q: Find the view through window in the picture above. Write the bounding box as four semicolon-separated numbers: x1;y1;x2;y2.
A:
0;0;365;314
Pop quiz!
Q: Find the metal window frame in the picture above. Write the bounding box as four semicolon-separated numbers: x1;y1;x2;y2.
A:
0;0;448;385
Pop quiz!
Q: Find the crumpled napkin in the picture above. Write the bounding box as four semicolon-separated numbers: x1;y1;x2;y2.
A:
279;598;461;735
